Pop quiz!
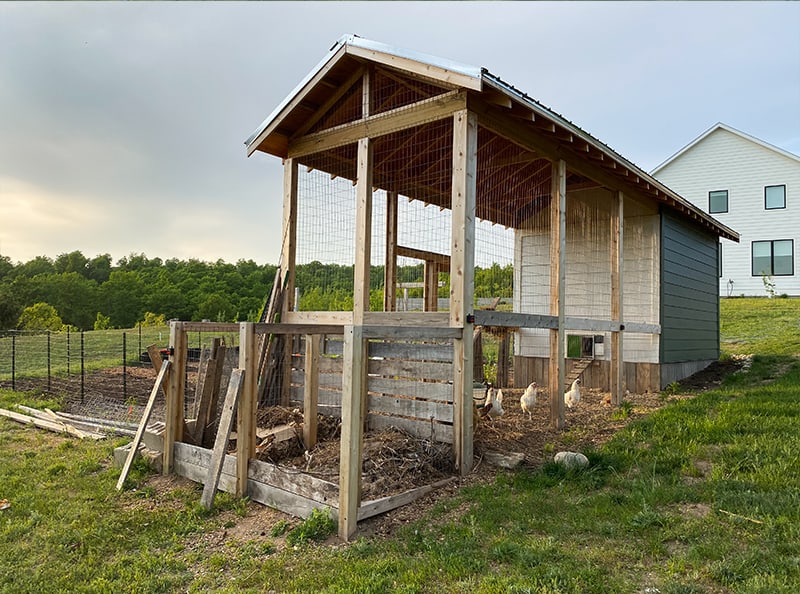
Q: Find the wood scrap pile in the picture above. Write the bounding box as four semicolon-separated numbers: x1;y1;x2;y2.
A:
0;405;109;439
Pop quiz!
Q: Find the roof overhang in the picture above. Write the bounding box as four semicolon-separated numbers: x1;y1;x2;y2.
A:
245;35;739;243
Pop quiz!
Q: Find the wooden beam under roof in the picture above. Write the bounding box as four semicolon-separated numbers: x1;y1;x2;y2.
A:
288;90;467;158
291;66;367;140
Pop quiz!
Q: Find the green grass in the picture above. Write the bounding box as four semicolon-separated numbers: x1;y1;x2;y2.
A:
1;298;799;592
721;296;800;355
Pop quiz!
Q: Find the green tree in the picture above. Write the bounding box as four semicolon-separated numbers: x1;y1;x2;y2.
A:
18;302;63;332
93;312;111;330
140;312;167;327
36;272;99;329
54;250;89;275
101;271;146;328
85;254;112;284
14;256;55;278
0;254;14;281
195;293;235;322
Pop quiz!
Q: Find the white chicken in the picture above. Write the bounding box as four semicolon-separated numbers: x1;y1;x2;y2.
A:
564;378;581;410
520;381;538;420
482;385;504;421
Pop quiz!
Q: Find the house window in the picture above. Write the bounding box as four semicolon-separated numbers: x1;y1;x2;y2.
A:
765;185;786;210
718;242;722;278
709;190;728;213
752;239;794;276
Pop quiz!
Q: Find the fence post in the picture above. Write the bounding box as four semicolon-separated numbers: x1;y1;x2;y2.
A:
47;331;51;392
123;332;127;402
67;328;70;376
80;331;85;404
11;332;15;391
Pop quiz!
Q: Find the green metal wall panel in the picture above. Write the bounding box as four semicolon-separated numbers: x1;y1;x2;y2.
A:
660;211;720;363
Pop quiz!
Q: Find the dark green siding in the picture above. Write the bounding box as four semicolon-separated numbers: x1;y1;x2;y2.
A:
660;211;720;363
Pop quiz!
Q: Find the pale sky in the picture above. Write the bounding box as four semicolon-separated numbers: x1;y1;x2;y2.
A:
1;1;798;266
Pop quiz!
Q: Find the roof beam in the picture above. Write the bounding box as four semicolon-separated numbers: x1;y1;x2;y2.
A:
288;90;468;158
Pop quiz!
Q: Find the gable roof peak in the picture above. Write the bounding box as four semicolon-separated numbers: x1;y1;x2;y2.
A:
652;122;800;173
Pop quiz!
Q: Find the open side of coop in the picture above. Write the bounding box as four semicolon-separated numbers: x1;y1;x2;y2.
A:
146;35;736;541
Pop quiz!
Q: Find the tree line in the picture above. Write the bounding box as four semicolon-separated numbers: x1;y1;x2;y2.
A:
0;251;513;331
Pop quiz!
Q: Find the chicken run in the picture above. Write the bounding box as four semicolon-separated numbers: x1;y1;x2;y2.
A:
133;36;738;541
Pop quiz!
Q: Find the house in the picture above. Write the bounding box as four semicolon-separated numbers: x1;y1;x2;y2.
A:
652;123;800;297
154;36;739;541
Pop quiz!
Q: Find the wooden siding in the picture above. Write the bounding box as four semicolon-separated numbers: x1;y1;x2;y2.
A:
514;356;661;393
654;126;800;296
290;337;455;443
660;211;720;363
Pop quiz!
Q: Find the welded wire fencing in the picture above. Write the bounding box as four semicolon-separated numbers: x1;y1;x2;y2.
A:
0;327;239;426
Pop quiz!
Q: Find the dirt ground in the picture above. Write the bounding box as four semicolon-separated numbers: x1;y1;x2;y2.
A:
125;356;747;543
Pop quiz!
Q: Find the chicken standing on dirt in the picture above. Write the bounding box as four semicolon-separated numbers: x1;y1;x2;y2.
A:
520;381;538;420
564;378;581;409
481;385;504;421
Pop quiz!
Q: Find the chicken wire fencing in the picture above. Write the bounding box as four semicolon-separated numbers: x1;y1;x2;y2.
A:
0;328;240;430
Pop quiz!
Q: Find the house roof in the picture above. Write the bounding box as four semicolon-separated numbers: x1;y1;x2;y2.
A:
651;122;800;174
246;34;739;242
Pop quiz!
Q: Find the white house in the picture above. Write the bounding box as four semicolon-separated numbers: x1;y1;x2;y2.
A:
652;123;800;297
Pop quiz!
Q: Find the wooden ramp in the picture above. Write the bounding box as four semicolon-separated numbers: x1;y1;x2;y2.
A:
565;357;593;387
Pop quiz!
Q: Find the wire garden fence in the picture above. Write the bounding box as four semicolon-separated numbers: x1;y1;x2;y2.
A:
0;326;240;426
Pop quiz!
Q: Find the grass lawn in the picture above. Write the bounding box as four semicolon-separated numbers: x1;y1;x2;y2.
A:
1;298;798;592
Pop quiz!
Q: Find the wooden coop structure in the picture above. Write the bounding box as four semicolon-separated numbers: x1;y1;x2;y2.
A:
152;36;738;540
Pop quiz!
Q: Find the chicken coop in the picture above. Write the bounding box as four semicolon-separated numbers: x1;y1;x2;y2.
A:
151;35;738;540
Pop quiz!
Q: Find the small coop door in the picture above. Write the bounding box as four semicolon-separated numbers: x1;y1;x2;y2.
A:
567;334;596;359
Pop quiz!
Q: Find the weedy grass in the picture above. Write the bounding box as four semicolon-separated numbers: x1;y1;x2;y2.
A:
1;297;799;592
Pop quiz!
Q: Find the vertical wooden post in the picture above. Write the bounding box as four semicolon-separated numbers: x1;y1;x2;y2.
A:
424;261;439;312
549;160;567;430
610;190;625;405
338;325;366;541
280;159;299;406
384;191;398;312
163;321;186;474
451;109;477;476
303;334;321;449
353;137;373;324
236;322;257;497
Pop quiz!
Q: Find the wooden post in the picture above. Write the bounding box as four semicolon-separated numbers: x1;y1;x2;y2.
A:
338;325;366;541
384;191;398;312
611;190;624;405
451;109;477;476
497;331;510;388
280;159;299;406
163;321;186;474
424;261;439;312
117;360;170;490
303;334;321;449
353;137;373;324
201;368;244;509
236;322;257;497
549;160;567;430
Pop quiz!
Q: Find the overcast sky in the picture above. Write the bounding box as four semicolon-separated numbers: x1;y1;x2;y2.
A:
1;1;798;266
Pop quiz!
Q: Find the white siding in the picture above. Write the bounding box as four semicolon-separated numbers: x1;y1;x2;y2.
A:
514;191;660;363
655;127;800;296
